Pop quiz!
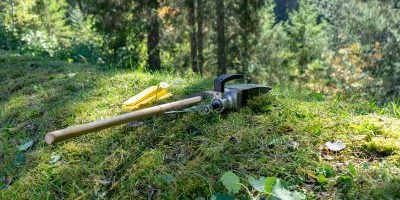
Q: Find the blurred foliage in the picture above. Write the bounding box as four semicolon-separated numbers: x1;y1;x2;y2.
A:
0;16;20;50
0;0;399;97
313;0;400;97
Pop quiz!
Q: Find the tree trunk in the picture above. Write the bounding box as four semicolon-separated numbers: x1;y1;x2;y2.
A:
274;0;298;23
10;0;16;32
274;0;287;23
187;0;198;73
216;0;226;74
197;0;204;76
239;0;250;77
147;0;161;71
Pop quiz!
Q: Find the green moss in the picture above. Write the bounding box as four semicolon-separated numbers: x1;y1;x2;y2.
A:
363;138;399;156
0;54;399;199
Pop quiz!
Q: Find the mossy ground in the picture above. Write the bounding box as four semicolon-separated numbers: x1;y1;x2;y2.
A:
0;53;399;199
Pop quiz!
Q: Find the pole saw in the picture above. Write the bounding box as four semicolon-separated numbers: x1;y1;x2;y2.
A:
45;74;271;144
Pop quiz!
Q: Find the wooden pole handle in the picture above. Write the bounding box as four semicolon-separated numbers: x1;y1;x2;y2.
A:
45;96;203;144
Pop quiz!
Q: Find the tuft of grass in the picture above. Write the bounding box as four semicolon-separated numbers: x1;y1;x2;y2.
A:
363;137;399;157
0;53;399;199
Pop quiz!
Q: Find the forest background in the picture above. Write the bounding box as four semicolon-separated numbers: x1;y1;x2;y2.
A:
1;0;399;98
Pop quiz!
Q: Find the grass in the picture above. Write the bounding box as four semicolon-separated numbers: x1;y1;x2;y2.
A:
0;53;399;199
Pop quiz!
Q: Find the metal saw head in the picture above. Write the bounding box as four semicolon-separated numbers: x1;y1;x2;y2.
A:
209;74;272;112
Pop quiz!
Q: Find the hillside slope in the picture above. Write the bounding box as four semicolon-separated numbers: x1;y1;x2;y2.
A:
0;54;399;199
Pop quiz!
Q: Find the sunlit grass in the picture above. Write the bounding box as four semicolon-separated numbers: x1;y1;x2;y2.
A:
0;54;399;199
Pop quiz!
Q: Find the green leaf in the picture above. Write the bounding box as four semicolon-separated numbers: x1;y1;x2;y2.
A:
220;171;241;194
161;174;175;183
264;176;277;194
348;163;356;176
271;179;306;200
292;192;306;200
317;174;328;185
13;153;26;166
338;174;353;188
362;163;370;170
248;176;266;192
211;193;235;200
319;165;334;178
271;179;294;200
18;140;33;151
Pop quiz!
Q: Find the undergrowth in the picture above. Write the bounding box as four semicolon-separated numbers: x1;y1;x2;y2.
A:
0;53;399;199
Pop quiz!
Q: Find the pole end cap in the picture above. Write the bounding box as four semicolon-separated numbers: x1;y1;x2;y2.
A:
45;133;55;145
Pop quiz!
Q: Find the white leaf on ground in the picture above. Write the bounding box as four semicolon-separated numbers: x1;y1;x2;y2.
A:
325;141;346;152
98;179;111;185
50;154;61;164
18;140;33;151
67;73;76;78
288;141;299;149
161;174;175;183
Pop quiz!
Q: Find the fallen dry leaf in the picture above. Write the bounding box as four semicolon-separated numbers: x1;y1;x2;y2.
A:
322;153;334;160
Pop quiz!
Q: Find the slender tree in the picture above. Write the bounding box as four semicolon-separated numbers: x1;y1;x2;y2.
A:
10;0;16;32
196;0;204;76
147;0;161;71
239;0;251;77
274;0;298;23
187;0;198;73
216;0;226;74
